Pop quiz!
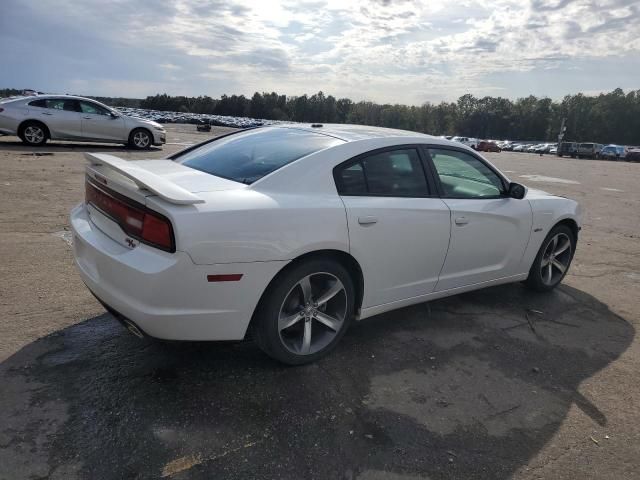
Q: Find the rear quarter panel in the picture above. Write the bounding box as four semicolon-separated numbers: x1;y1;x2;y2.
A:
0;100;29;134
147;189;350;264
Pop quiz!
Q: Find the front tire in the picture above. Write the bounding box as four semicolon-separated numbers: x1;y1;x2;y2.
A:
253;259;355;365
525;225;575;292
129;128;152;150
19;121;48;147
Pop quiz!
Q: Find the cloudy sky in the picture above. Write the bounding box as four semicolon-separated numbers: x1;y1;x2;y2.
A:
1;0;638;104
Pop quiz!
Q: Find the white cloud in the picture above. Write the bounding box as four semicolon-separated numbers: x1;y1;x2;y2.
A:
1;0;639;103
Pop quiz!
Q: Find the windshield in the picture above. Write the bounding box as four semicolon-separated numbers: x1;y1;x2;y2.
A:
176;127;344;184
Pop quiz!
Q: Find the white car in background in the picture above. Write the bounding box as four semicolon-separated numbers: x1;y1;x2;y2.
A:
0;95;166;149
451;136;478;149
70;124;582;364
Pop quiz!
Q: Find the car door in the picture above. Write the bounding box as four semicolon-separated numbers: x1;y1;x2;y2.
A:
426;147;532;291
335;146;451;308
79;101;125;141
36;98;83;139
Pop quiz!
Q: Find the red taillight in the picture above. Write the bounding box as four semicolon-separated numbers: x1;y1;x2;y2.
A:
86;180;175;252
141;214;172;249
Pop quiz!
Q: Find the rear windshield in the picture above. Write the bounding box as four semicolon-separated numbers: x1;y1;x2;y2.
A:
176;127;344;184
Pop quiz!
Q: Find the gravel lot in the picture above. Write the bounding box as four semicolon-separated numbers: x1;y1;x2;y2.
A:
1;124;639;479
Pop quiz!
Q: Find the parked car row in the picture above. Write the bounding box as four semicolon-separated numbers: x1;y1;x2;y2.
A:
450;136;479;149
556;142;638;160
444;135;639;162
500;142;557;154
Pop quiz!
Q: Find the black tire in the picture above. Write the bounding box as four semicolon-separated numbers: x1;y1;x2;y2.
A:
525;224;576;292
128;128;152;150
19;121;48;147
253;258;355;365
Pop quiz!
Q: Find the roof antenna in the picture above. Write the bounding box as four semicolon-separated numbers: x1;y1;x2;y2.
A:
311;123;323;128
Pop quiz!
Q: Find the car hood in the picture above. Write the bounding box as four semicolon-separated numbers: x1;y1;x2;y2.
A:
526;187;554;199
526;187;576;202
125;115;163;130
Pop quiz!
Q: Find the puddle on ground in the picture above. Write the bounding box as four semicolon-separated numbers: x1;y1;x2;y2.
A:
366;359;563;437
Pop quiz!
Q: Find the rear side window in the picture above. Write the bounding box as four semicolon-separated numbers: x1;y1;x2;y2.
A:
335;148;429;197
176;128;343;184
28;99;47;108
44;99;80;112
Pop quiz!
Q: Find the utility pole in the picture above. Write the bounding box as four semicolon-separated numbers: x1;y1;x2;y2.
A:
558;117;567;143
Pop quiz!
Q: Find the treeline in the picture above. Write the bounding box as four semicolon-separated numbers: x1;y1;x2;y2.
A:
139;89;640;145
88;96;141;108
0;88;24;97
4;87;639;144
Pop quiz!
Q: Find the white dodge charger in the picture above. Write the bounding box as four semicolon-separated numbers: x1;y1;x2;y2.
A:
70;124;582;364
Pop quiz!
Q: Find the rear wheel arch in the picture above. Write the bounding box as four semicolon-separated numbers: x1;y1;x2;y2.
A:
247;249;365;338
18;119;50;139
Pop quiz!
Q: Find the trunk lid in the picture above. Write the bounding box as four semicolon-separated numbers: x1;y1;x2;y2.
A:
83;153;244;251
85;153;243;206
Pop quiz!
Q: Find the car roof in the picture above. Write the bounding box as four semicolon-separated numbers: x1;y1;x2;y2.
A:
277;123;435;143
13;94;95;102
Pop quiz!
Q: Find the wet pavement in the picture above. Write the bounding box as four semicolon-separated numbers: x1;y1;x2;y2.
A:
1;127;639;479
0;284;633;479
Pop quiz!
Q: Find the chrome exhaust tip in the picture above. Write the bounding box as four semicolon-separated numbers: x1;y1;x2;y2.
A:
124;320;144;339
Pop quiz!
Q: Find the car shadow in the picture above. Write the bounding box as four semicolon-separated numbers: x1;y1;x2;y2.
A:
0;283;633;479
0;139;162;153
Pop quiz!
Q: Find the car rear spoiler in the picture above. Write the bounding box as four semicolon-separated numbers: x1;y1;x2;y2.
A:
85;153;205;205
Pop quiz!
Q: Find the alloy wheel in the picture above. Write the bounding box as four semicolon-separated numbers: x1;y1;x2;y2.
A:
278;272;347;355
133;131;150;148
540;232;572;286
24;126;45;144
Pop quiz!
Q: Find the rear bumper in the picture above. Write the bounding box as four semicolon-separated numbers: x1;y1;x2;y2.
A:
70;203;286;340
0;113;20;136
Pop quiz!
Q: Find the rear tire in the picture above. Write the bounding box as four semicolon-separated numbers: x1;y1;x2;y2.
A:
128;128;152;150
525;224;576;292
19;121;48;147
253;258;355;365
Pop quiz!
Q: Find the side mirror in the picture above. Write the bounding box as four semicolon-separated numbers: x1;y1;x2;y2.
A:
110;112;119;119
508;182;527;199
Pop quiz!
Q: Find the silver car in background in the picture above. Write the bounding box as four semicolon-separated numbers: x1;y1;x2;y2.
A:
0;95;166;149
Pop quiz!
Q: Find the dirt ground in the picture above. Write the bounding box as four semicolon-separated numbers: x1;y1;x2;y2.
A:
1;124;639;479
